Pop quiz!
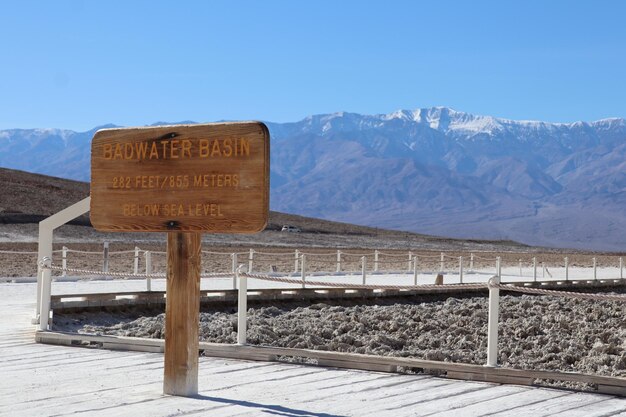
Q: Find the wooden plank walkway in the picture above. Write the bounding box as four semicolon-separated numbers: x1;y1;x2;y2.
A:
2;282;626;416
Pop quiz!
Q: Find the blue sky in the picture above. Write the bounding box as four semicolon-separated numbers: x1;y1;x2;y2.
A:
1;1;625;130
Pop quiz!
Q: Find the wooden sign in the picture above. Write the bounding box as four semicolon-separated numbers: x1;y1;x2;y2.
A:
90;122;269;233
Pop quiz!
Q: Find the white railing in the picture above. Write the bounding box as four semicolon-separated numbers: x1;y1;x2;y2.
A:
22;197;626;328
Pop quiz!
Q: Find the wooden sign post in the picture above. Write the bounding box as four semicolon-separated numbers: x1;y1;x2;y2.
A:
90;122;269;396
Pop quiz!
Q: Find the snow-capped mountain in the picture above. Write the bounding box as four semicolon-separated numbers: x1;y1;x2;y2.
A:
1;107;624;251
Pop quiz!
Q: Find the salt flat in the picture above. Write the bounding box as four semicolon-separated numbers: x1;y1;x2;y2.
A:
1;282;626;417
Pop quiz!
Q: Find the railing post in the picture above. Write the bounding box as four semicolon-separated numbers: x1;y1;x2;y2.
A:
593;257;597;280
374;250;379;272
103;242;109;273
145;250;152;291
336;250;341;273
294;249;300;273
533;257;537;282
231;252;237;274
459;256;463;284
413;256;418;285
61;246;68;277
518;259;522;278
301;254;306;288
248;249;254;273
38;257;52;331
486;275;501;367
565;257;569;281
133;246;140;275
361;256;367;285
470;253;474;272
497;256;501;278
440;252;445;272
408;251;413;272
620;257;624;279
231;253;237;289
237;266;247;345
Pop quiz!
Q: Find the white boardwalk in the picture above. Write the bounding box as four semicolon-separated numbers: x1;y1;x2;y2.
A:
2;282;626;417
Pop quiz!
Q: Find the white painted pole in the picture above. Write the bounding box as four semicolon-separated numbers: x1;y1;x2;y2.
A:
408;251;413;272
459;256;463;284
533;257;537;282
565;257;569;281
231;252;237;274
231;253;237;289
413;256;418;285
61;246;68;277
248;249;254;273
145;251;152;292
361;256;367;285
497;256;501;279
133;246;140;275
336;250;341;273
620;257;624;279
237;266;247;345
294;249;300;273
486;275;501;367
35;223;53;323
38;258;52;331
103;242;109;273
374;250;379;272
301;254;306;288
440;252;445;272
593;257;597;280
470;253;474;272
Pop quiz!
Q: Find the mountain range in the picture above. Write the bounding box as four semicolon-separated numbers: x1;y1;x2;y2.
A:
1;107;624;251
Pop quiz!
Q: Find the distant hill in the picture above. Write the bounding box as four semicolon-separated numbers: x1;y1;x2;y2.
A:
0;168;532;251
1;107;625;250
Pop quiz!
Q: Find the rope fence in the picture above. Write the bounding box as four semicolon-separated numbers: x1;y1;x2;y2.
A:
4;244;624;283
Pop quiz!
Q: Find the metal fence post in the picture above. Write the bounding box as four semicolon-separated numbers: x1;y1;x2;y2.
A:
301;254;306;289
374;250;379;272
440;252;445;272
133;246;140;275
565;257;569;281
459;256;464;284
103;242;109;273
470;253;474;272
61;246;68;277
237;266;247;345
518;259;522;278
408;251;413;272
533;257;537;282
621;257;624;279
497;256;501;278
413;256;418;285
486;275;501;367
231;253;237;289
248;249;254;273
593;257;597;280
294;249;300;273
336;250;341;273
145;251;152;291
361;256;367;285
542;262;546;279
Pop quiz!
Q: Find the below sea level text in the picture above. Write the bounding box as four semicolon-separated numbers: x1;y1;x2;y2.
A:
122;203;223;217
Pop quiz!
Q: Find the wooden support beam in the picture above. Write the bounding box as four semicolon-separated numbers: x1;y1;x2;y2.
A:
163;232;201;397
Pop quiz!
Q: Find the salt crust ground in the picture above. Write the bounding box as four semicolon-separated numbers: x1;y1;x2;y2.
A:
4;282;626;416
60;291;626;390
